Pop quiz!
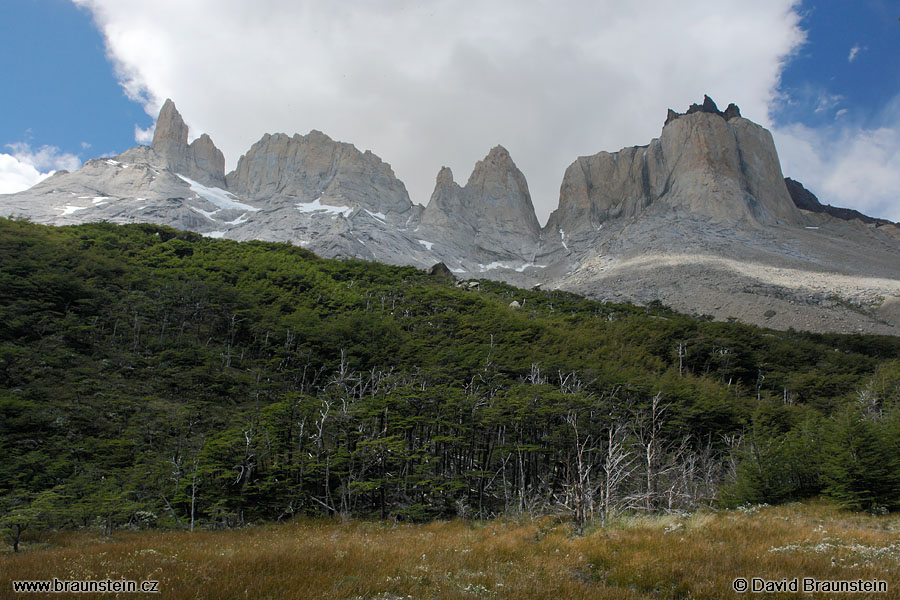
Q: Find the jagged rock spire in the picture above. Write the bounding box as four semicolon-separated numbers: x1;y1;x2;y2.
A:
420;145;541;260
151;99;189;159
665;95;742;125
150;99;225;186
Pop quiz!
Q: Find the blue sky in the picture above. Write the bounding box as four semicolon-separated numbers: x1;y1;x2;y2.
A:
773;1;899;129
0;0;150;164
1;0;898;222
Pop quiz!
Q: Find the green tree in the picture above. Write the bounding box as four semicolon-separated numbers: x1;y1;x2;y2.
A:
822;407;900;511
0;488;64;552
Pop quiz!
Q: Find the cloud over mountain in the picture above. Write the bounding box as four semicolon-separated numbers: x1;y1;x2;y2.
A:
74;0;805;222
773;93;900;222
0;143;82;194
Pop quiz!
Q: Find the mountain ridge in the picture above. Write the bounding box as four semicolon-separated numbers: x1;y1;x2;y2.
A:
1;97;898;335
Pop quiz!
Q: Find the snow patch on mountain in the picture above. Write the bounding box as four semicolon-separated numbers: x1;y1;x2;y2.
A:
296;197;353;218
58;205;88;216
177;174;259;212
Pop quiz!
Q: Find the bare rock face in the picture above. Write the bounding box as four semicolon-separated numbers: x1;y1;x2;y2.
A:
547;97;800;236
464;145;541;239
187;134;226;186
150;99;190;168
226;130;413;217
722;103;741;121
420;146;541;261
544;144;662;235
420;167;465;230
150;99;225;186
0;103;430;271
653;109;799;225
428;262;455;280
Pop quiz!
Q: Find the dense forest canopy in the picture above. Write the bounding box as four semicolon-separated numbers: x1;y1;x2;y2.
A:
1;218;899;546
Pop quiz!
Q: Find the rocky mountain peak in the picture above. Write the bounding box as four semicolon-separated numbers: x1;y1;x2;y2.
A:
548;97;798;235
435;166;454;187
419;168;464;231
419;146;541;261
306;129;332;143
468;145;515;180
691;94;721;114
3;95;900;336
149;99;225;186
488;144;511;159
785;177;896;226
464;146;540;235
187;134;226;186
723;103;742;120
225;129;413;216
665;95;741;125
150;99;189;169
151;99;188;151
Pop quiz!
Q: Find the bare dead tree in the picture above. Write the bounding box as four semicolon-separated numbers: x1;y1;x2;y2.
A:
525;363;547;386
188;438;206;533
596;421;636;526
566;410;593;535
633;392;668;512
672;437;726;509
659;436;691;512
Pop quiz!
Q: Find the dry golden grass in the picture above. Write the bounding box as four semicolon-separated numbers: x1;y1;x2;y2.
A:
2;501;899;599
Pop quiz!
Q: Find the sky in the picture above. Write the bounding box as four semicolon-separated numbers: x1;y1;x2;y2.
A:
1;0;897;224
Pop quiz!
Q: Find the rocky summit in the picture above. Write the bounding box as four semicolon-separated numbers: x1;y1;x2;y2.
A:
2;97;899;335
546;96;799;237
150;99;226;186
418;146;541;264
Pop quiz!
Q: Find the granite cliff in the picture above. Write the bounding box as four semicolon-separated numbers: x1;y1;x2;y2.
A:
149;98;226;187
418;146;541;264
545;95;799;238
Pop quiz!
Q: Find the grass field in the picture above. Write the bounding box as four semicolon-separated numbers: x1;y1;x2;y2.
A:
2;501;899;599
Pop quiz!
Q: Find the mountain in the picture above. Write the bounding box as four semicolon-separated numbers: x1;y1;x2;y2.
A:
784;177;897;227
0;102;434;267
150;98;226;186
545;96;800;235
537;98;900;335
2;97;899;335
413;146;547;273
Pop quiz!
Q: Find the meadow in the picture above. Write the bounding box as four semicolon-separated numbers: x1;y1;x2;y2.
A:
3;501;899;599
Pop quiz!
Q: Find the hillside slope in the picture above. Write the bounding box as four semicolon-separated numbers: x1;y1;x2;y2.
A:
2;219;899;529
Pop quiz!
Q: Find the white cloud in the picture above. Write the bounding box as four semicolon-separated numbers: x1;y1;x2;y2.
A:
134;123;154;144
74;0;804;223
6;142;82;173
0;154;48;194
0;144;83;194
813;92;843;114
848;44;864;62
774;106;900;222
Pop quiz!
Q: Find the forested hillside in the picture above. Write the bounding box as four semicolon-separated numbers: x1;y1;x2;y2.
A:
2;218;899;544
